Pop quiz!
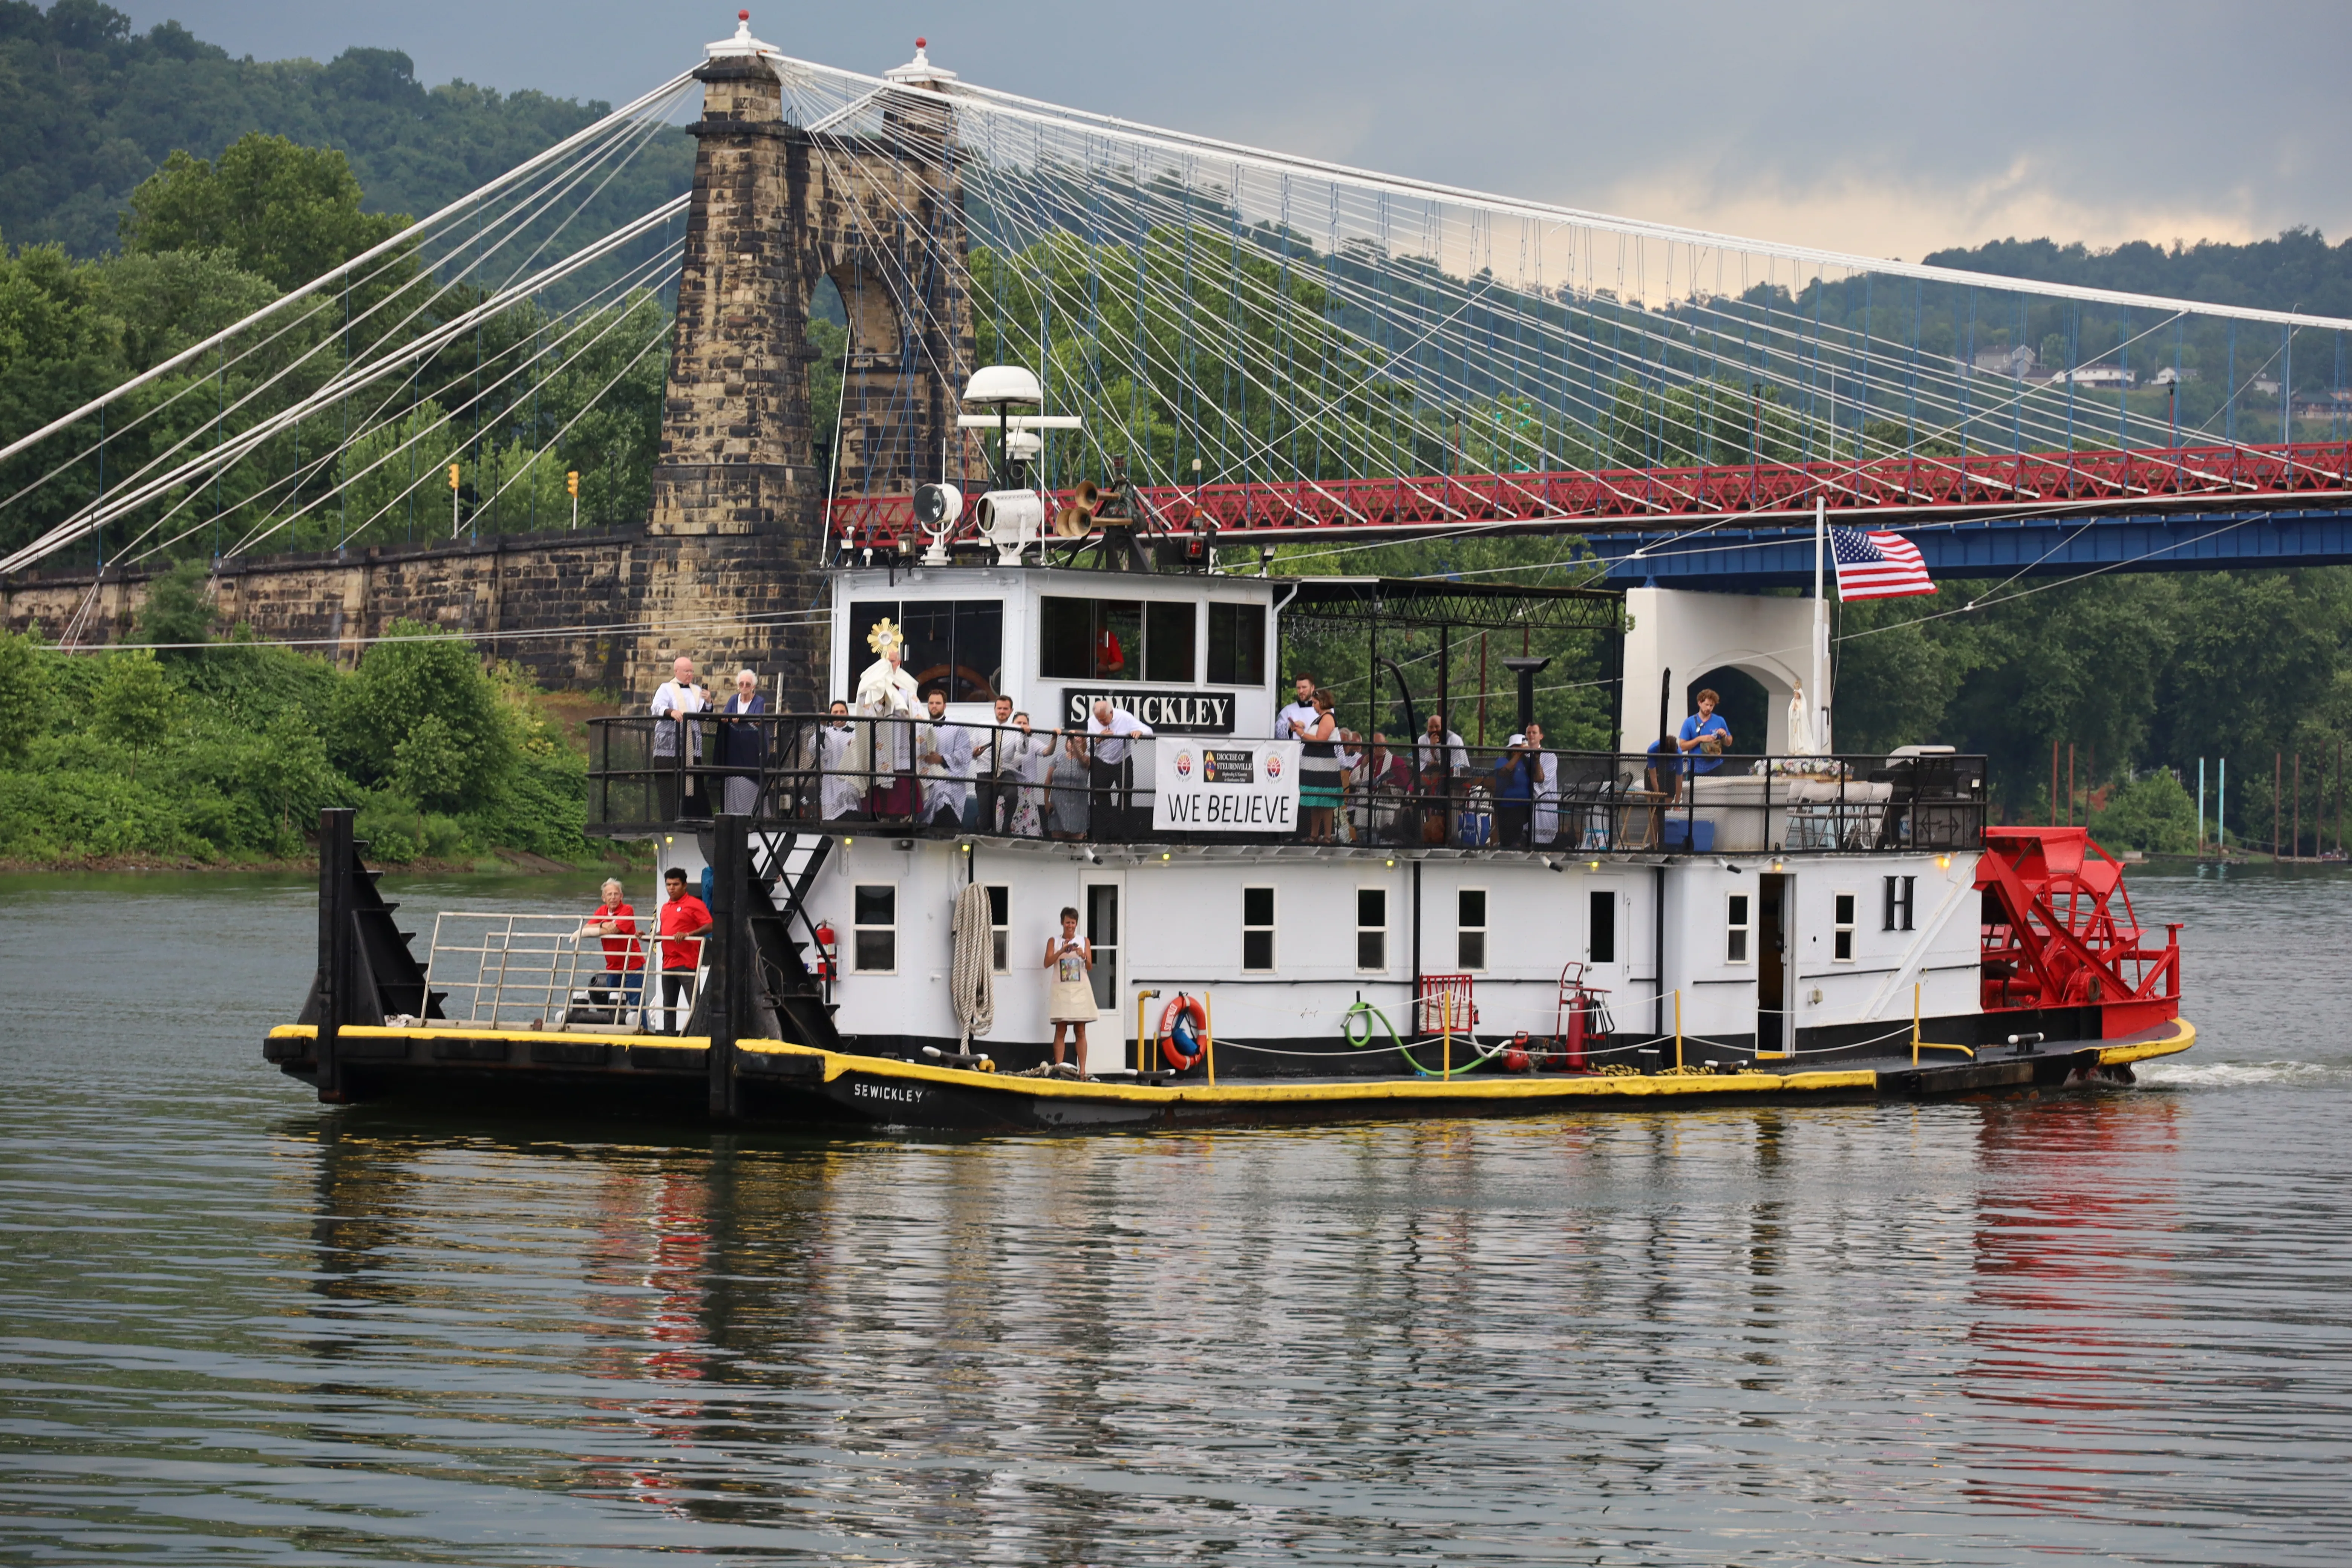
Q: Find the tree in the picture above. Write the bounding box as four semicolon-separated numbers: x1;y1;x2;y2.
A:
90;648;179;779
0;626;41;764
133;558;216;652
331;620;511;808
119;133;409;291
391;711;466;813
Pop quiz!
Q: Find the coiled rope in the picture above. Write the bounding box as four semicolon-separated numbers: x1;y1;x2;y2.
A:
949;882;995;1051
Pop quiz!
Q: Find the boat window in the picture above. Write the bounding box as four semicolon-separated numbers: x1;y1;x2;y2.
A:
1357;887;1387;971
1588;888;1616;964
1206;602;1266;685
852;884;896;972
1882;874;1916;932
1833;890;1856;961
849;599;1003;702
1726;892;1751;964
1145;602;1196;683
1456;888;1487;971
986;884;1009;972
1040;596;1142;681
1242;886;1276;971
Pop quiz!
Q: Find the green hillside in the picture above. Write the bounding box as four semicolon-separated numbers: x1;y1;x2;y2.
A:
0;0;692;256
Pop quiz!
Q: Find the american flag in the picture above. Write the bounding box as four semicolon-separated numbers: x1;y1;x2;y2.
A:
1830;526;1936;600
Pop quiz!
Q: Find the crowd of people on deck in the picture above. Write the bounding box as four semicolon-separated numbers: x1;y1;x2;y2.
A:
639;630;1663;849
639;626;1165;842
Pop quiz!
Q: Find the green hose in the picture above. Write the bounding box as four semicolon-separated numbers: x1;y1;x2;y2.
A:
1341;999;1502;1079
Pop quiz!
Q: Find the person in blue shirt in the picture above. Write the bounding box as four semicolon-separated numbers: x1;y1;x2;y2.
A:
1677;688;1734;774
1491;733;1536;847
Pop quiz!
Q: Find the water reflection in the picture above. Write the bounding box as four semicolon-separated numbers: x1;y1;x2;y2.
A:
6;868;2352;1563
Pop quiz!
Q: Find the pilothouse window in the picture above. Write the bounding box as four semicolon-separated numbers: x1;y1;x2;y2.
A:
1205;602;1266;685
1145;602;1196;683
850;599;1002;702
1040;597;1144;682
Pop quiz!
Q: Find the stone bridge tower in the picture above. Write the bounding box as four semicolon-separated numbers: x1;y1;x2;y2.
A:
633;21;977;704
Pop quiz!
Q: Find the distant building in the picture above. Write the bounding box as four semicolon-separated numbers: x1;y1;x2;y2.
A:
2290;389;2352;420
2062;363;2137;388
2152;365;2202;386
1971;344;2037;378
2252;375;2281;395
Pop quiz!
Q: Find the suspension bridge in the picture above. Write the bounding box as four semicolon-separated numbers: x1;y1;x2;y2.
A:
5;13;2352;682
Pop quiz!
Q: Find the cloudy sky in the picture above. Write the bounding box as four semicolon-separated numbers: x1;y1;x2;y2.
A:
112;0;2352;262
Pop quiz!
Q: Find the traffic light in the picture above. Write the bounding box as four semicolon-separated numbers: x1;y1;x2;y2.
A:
566;471;579;496
447;463;460;491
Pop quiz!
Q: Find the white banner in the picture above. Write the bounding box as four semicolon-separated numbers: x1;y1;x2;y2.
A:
1153;740;1302;832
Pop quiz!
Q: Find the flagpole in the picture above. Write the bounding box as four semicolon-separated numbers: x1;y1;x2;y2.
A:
1812;496;1828;753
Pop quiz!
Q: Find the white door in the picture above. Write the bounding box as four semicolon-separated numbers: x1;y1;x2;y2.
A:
1080;874;1125;1074
1583;879;1632;1041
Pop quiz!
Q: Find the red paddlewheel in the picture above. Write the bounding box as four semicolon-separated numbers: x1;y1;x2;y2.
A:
1977;827;2181;1039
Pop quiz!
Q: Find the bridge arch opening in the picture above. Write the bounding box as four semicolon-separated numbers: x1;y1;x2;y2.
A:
1689;666;1772;756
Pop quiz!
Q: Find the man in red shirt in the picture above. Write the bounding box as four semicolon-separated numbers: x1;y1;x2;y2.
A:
578;877;644;1026
656;866;713;1035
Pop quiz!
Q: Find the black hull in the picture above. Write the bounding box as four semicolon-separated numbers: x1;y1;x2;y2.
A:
264;1020;2194;1135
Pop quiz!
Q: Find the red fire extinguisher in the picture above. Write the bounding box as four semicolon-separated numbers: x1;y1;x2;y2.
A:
812;919;838;981
1564;997;1587;1071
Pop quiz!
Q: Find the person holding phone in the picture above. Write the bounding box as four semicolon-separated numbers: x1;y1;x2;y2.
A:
1044;906;1093;1072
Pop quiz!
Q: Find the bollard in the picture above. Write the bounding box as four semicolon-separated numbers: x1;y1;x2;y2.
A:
1203;990;1216;1087
1911;981;1922;1069
1135;989;1159;1075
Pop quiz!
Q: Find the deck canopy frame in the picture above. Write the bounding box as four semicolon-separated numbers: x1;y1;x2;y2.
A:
1279;576;1625;636
1277;576;1626;741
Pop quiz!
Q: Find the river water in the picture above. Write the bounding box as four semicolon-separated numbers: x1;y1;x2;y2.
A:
1;864;2347;1566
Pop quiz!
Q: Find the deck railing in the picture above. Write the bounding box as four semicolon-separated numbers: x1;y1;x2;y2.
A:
424;912;705;1033
585;714;1986;854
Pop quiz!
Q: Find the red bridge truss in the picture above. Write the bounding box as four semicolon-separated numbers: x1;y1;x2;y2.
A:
825;437;2352;550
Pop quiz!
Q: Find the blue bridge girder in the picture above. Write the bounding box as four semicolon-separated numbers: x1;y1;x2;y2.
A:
1589;505;2352;589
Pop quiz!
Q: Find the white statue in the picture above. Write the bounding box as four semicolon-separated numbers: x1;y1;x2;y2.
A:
1787;680;1822;758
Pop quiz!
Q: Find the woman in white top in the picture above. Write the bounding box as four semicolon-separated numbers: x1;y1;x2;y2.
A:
1527;721;1561;845
1044;906;1094;1069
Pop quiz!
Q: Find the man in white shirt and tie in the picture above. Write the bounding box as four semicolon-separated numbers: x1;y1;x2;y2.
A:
1085;697;1154;839
1274;673;1318;741
918;690;974;833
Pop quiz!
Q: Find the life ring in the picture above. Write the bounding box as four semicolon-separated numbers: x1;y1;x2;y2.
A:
1159;992;1208;1070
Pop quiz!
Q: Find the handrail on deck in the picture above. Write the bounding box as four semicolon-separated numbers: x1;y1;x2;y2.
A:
583;712;1987;856
424;911;706;1034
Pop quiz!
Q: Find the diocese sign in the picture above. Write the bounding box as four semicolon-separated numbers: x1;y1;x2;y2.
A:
1153;741;1302;832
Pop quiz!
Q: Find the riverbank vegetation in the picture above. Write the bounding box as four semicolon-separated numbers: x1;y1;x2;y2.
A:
0;562;611;867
